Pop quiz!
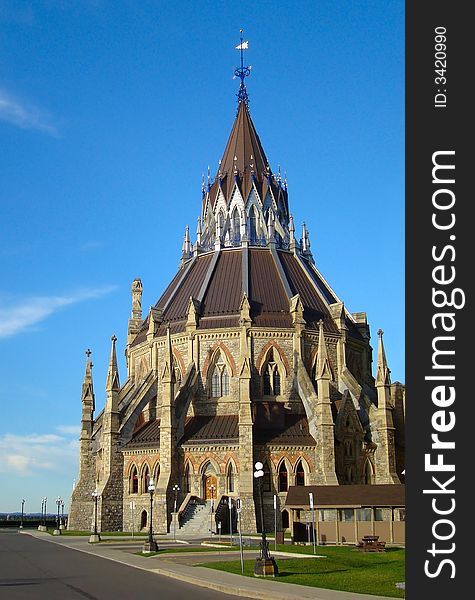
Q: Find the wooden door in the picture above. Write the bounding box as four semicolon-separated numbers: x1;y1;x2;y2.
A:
205;475;217;499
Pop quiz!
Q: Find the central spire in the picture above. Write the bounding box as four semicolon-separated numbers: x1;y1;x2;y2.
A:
234;29;251;107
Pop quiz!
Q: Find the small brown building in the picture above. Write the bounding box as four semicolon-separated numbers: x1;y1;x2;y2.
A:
285;484;405;545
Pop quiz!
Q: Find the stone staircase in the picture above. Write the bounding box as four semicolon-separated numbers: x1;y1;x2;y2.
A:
179;500;214;537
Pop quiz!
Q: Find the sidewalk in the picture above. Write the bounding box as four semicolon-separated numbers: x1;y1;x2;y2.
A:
21;530;400;600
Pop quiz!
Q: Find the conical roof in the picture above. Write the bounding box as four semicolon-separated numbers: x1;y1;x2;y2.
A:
205;102;288;217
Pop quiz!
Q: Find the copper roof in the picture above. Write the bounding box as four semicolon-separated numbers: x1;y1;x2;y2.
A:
205;102;289;212
124;419;161;449
201;250;242;316
285;484;405;508
278;252;339;333
249;249;292;327
130;245;347;347
254;414;316;446
180;415;239;444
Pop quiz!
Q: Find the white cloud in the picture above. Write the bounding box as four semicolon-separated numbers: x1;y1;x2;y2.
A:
0;431;79;477
0;88;59;136
56;425;81;435
0;285;117;339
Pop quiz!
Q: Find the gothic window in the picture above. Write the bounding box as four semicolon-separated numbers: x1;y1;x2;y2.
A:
232;208;241;243
262;462;271;492
143;465;150;494
153;463;160;485
364;460;373;484
184;463;191;494
295;460;305;486
262;348;282;396
346;466;354;484
218;210;225;235
249;206;257;242
278;462;288;492
130;466;138;494
140;510;147;529
209;351;230;397
281;509;289;529
226;463;235;493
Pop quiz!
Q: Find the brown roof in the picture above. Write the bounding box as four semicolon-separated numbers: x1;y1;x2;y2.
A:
124;419;161;449
277;251;339;333
285;484;405;508
180;415;239;444
130;245;349;348
201;250;242;316
254;414;316;446
205;103;289;214
249;248;292;327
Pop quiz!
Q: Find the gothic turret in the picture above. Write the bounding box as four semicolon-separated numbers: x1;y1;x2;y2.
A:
373;329;400;484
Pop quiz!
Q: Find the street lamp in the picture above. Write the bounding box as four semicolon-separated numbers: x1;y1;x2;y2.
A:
53;497;62;535
172;484;180;541
41;497;47;531
142;478;158;552
19;499;25;529
208;484;216;535
60;499;65;529
89;490;101;543
253;462;278;577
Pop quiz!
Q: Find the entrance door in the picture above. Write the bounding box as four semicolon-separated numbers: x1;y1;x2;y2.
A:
204;475;217;499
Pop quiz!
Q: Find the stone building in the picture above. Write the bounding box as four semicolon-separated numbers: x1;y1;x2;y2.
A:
68;71;404;535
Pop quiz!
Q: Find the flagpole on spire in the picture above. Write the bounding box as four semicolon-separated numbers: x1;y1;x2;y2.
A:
234;29;251;107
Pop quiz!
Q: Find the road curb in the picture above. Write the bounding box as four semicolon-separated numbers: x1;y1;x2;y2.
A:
20;530;400;600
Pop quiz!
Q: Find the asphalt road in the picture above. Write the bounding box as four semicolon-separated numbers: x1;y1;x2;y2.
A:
0;531;246;600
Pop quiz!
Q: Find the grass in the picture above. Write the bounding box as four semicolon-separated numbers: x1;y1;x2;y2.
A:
200;545;405;599
136;546;242;557
46;529;147;537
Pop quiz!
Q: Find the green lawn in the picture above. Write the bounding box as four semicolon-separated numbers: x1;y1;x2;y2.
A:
200;545;405;599
46;529;147;537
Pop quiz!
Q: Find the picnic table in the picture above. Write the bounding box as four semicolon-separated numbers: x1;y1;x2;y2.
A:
356;535;386;552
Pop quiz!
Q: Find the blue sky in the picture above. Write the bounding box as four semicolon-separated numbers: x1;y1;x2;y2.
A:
0;1;404;513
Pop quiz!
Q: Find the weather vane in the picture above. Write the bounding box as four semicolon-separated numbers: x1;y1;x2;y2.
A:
234;29;251;107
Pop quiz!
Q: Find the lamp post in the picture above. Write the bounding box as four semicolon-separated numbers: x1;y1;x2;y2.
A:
60;499;65;529
89;490;101;543
142;478;158;552
209;484;216;535
20;499;25;529
38;498;44;531
253;462;278;577
53;497;62;535
172;484;180;541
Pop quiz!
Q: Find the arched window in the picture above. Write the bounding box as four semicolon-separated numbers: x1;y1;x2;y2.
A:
130;466;138;494
232;209;241;243
184;463;191;494
347;466;354;484
281;509;290;529
153;463;160;485
262;348;282;396
249;207;257;242
143;465;150;494
227;463;235;493
262;462;271;492
140;510;147;529
218;210;225;235
295;460;305;486
364;460;373;484
278;462;288;492
222;367;229;396
210;351;230;397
